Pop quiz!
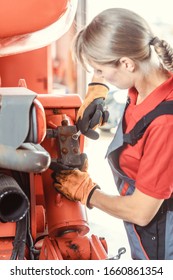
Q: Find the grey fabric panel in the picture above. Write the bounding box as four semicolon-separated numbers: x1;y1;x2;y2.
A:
0;88;36;148
165;211;173;259
123;221;148;260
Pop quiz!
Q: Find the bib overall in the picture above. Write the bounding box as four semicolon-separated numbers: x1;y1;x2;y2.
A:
106;105;173;260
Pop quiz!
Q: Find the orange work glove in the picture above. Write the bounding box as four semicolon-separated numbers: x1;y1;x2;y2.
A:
54;169;100;208
76;76;109;140
51;153;99;208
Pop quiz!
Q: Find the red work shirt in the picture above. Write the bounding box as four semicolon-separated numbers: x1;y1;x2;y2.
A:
119;75;173;199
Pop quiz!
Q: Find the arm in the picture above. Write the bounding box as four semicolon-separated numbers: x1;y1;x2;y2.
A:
89;188;164;226
52;160;164;227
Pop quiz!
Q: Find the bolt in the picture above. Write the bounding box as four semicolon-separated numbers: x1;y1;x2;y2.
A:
60;135;67;142
61;119;69;126
73;147;79;154
61;147;68;154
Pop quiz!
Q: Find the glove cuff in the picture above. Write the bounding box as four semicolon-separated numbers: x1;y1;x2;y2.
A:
86;185;100;209
86;83;109;100
77;83;109;120
88;82;109;91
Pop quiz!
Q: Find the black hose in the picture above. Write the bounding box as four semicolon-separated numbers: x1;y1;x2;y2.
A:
0;174;29;222
10;215;27;260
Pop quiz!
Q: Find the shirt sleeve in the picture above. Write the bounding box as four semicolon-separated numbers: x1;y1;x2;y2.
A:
136;116;173;199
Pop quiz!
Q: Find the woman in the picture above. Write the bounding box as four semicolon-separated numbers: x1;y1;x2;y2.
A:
52;8;173;260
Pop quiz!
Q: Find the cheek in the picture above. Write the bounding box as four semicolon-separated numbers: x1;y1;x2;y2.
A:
104;72;117;83
104;73;120;87
104;71;132;89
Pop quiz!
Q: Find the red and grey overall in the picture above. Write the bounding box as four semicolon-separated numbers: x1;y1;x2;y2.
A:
106;100;173;260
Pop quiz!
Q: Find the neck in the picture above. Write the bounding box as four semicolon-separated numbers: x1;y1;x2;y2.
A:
135;68;170;105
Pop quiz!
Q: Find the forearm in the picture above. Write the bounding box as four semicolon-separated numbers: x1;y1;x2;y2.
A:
89;189;137;223
89;188;163;226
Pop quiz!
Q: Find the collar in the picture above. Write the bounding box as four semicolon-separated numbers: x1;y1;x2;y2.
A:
128;74;173;121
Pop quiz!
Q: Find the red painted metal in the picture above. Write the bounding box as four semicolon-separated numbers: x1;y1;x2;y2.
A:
0;0;109;260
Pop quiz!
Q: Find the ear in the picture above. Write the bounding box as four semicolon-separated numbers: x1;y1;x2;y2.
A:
119;57;135;72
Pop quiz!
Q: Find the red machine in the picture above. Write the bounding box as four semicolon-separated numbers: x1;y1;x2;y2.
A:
0;0;110;260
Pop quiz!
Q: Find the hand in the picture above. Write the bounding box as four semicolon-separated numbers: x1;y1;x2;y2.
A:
53;169;100;207
50;153;88;173
50;153;100;207
76;82;109;140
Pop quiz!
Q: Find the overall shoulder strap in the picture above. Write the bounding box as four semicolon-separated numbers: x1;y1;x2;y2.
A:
123;100;173;146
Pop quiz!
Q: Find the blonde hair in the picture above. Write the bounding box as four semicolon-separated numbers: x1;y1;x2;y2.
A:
73;8;173;72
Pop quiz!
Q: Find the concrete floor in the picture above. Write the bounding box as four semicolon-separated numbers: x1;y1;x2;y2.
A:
84;129;131;260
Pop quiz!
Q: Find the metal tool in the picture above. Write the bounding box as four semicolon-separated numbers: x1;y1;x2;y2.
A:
107;247;126;260
72;130;81;140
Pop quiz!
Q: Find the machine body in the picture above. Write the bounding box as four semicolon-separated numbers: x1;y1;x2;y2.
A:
0;0;125;260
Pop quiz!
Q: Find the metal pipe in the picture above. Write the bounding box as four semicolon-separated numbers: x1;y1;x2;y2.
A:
0;143;51;173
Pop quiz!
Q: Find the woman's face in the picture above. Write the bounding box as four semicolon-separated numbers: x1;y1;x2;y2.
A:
91;61;135;89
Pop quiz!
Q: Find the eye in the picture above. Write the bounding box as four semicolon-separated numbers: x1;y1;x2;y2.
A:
95;69;102;75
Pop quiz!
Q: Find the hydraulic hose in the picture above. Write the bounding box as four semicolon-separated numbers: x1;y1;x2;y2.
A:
0;174;29;222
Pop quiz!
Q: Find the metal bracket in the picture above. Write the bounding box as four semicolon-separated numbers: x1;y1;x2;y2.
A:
46;119;82;167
